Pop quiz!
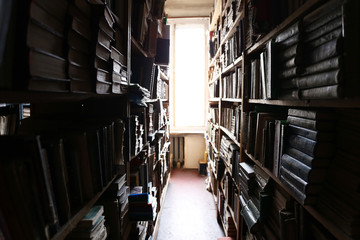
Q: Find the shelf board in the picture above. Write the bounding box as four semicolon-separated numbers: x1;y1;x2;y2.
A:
245;0;325;55
220;126;240;148
209;97;220;103
222;98;242;103
248;98;360;108
52;175;117;240
210;47;221;67
0;90;127;103
244;150;353;240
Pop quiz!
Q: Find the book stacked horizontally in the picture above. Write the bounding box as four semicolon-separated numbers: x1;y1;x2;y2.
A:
279;108;336;205
26;0;70;92
67;0;92;93
275;21;303;100
68;205;107;240
90;1;115;94
128;192;156;221
299;0;344;99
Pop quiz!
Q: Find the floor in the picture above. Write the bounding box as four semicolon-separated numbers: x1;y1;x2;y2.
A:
156;168;225;240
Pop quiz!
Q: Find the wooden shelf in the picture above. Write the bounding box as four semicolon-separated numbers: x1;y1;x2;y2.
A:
220;126;240;148
210;0;222;31
248;98;360;108
52;175;118;240
159;70;169;82
245;0;325;55
220;12;243;47
209;97;220;103
222;98;242;103
0;90;127;103
209;74;221;85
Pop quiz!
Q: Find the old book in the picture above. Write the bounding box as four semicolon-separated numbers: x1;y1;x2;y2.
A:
280;166;323;194
70;79;93;93
297;69;342;89
288;124;334;141
33;0;68;21
96;42;112;61
259;51;267;99
306;37;342;65
275;21;302;43
299;84;342;99
77;205;104;228
280;153;327;183
286;116;335;131
97;28;114;49
67;29;91;54
272;119;287;177
277;33;301;50
278;88;300;100
69;63;91;81
304;26;342;49
28;77;69;93
303;56;341;75
27;20;65;58
279;210;297;240
69;15;92;41
68;47;90;68
277;44;302;62
265;40;277;99
250;59;260;99
278;66;301;80
288;108;335;120
96;80;112;94
29;49;67;80
287;134;334;158
280;174;317;205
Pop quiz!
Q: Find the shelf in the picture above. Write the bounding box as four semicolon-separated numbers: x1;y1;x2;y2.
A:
52;175;118;240
220;126;240;148
222;55;242;75
210;47;221;67
248;98;360;108
209;97;220;103
244;150;353;240
221;98;242;103
0;90;127;103
245;0;325;55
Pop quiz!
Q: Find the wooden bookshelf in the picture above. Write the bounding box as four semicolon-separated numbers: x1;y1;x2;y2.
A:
206;0;360;239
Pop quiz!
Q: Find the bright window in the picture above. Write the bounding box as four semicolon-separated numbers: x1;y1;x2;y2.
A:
169;19;208;132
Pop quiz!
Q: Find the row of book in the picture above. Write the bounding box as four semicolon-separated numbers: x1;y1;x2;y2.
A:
221;68;242;99
1;0;128;94
209;104;220;125
220;0;242;41
0;116;125;239
217;189;237;238
209;79;220;98
220;105;241;141
220;24;243;69
250;0;359;100
219;135;240;178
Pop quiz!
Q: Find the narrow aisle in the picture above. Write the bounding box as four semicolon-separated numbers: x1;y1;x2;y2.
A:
156;168;225;240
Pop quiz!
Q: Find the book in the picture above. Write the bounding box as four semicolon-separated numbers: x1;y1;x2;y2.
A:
275;21;302;43
280;166;323;195
306;37;342;65
286;116;335;131
29;49;67;80
272;119;287;177
287;133;334;158
280;153;327;183
280;174;317;205
299;84;342;99
288;124;334;141
77;205;104;228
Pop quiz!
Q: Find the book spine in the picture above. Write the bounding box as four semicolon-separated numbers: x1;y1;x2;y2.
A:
305;27;342;49
278;44;301;62
280;174;316;205
299;84;342;99
278;67;300;80
287;116;316;130
278;89;300;100
303;56;341;75
297;69;342;89
306;37;342;65
304;5;342;34
276;21;301;43
281;153;311;182
277;33;301;50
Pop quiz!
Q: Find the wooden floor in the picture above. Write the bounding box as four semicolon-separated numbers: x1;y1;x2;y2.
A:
156;168;225;240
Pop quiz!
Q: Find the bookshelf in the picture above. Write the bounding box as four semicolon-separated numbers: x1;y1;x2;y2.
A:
206;0;360;240
0;0;169;239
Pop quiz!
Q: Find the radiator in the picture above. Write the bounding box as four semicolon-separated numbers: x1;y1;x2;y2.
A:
170;136;184;163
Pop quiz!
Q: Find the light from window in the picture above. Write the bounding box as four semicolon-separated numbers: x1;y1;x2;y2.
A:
174;24;205;127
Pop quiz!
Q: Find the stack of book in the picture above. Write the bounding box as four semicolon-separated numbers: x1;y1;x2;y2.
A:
299;0;344;99
275;21;303;100
220;107;237;135
91;2;115;94
68;205;107;240
26;0;70;92
67;0;92;93
279;108;336;205
110;46;128;94
219;135;239;172
128;192;156;221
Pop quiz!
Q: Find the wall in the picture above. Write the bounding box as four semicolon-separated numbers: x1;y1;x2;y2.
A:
184;134;206;169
